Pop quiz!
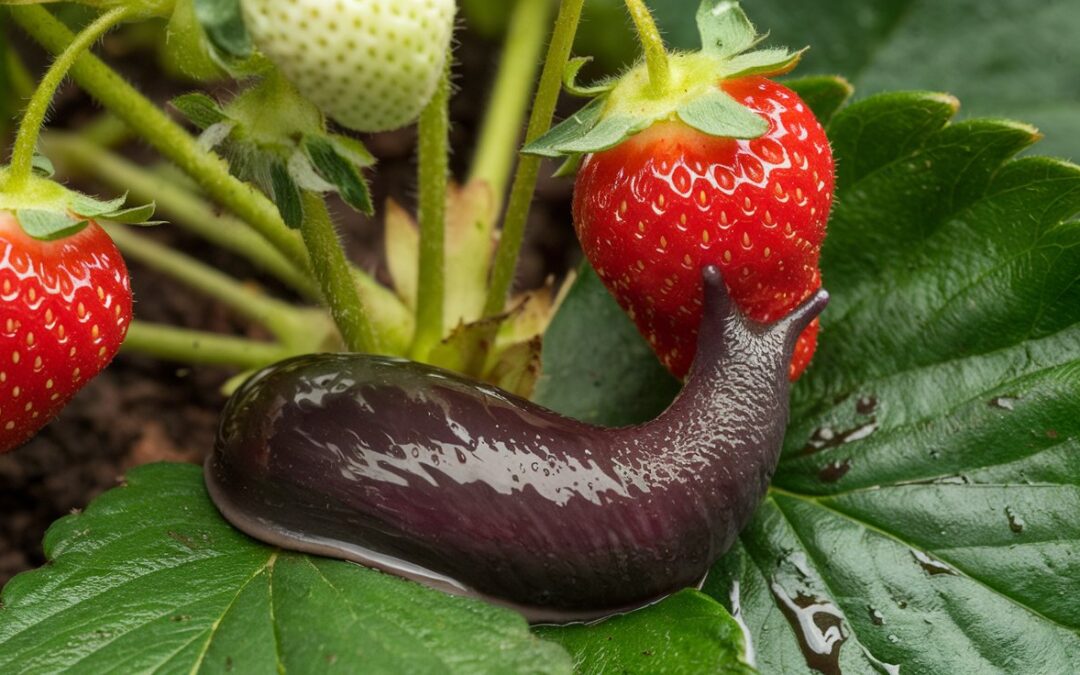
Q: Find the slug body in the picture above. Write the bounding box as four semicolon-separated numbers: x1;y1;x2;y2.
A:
205;267;827;622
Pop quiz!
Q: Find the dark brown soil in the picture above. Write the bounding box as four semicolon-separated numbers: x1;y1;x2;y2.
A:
1;24;579;585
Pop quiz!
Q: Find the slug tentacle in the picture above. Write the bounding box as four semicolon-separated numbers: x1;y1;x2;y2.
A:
205;266;828;623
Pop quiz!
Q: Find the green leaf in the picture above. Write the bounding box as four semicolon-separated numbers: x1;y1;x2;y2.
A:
676;88;769;139
782;75;853;126
536;89;1080;672
269;160;303;229
538;590;755;674
0;464;573;673
534;264;679;426
15;209;87;241
171;92;229;129
193;0;251;61
303;135;374;216
696;0;760;58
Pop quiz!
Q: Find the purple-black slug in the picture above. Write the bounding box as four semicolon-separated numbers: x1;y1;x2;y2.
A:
205;266;828;622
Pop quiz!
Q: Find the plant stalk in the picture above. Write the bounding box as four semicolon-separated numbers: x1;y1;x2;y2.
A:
104;225;310;345
411;62;451;360
3;5;131;191
122;321;292;370
623;0;671;96
44;131;319;299
8;6;309;273
480;0;586;323
299;192;378;354
468;0;552;211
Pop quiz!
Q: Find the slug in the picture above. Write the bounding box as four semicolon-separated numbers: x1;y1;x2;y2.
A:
205;266;828;623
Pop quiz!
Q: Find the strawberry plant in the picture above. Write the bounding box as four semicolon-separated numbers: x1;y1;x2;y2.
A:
1;0;1078;672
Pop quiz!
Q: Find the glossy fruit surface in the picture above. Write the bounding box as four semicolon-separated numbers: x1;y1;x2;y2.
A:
573;76;833;379
0;211;132;452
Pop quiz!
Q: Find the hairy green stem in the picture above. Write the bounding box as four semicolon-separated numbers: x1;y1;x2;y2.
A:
44;131;319;299
480;0;586;320
8;6;309;272
123;321;292;370
4;6;131;191
468;0;552;210
411;63;451;360
105;225;312;345
623;0;670;96
299;192;378;354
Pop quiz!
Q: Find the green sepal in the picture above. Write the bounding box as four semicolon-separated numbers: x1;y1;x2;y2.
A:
783;75;855;126
302;135;374;216
68;193;128;217
270;160;303;229
522;97;606;158
553;154;585;178
103;202;160;225
193;0;251;61
696;0;761;57
31;154;55;178
563;57;615;98
722;46;805;79
328;134;376;168
676;88;768;138
171;92;228;129
16;209;89;241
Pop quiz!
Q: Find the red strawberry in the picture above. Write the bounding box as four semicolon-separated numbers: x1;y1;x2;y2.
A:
525;1;834;380
0;210;132;452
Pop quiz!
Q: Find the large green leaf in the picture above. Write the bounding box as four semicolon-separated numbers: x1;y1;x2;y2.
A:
638;0;1080;160
0;464;572;673
536;89;1080;672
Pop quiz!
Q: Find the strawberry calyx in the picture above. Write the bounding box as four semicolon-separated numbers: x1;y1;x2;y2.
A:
171;69;375;227
0;165;158;241
523;0;804;162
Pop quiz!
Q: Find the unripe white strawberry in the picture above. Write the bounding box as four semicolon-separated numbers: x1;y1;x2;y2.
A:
241;0;456;133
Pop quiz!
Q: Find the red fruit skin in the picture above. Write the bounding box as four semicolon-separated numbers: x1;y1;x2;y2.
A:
0;211;132;453
572;76;834;380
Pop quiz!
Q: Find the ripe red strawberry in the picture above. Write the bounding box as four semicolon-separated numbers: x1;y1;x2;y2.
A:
0;210;132;453
525;1;835;380
572;77;833;380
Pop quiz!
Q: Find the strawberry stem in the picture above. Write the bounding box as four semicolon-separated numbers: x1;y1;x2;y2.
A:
469;0;553;211
411;61;451;361
104;225;318;348
122;321;294;370
480;0;586;321
298;192;380;354
3;5;132;192
623;0;671;97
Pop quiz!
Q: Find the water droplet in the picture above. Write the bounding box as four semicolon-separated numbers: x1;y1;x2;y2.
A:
818;459;851;483
989;395;1019;411
912;550;954;576
729;580;757;668
455;449;467;463
856;395;878;415
770;581;847;675
1005;506;1025;534
887;634;900;644
867;605;884;625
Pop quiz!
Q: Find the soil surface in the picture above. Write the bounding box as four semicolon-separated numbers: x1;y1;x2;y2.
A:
0;25;580;585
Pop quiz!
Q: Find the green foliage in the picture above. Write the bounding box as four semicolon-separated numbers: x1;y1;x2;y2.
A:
538;89;1080;672
0;464;572;673
538;590;756;674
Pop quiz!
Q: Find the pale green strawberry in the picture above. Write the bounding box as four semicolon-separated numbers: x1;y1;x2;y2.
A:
241;0;456;132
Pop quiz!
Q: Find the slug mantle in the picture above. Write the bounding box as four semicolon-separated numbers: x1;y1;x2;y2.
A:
205;266;828;623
